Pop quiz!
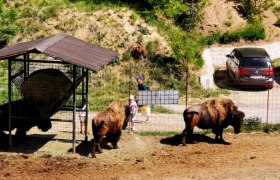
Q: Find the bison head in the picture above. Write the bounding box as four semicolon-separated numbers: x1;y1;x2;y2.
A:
230;110;245;134
37;119;52;132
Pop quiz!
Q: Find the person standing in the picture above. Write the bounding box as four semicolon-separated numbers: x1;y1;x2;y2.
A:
136;75;151;123
129;95;138;131
79;98;88;134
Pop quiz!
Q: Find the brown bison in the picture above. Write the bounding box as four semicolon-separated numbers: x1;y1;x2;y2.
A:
182;98;245;145
91;101;128;158
0;100;52;143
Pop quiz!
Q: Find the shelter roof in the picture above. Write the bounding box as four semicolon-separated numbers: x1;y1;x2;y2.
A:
0;34;118;72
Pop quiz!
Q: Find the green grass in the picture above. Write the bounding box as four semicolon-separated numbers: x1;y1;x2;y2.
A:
151;106;176;114
275;18;280;28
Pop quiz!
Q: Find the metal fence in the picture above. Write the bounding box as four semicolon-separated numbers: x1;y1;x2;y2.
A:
1;60;280;146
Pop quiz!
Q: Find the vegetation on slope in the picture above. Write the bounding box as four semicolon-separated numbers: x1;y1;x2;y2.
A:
0;0;279;110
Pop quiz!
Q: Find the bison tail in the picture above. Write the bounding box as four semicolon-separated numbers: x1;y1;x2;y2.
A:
183;110;199;123
92;120;105;134
183;110;199;116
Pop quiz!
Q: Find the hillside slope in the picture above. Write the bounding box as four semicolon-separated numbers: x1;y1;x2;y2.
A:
198;0;280;47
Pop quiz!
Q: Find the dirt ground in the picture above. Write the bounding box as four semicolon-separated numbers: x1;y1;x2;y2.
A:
1;131;280;179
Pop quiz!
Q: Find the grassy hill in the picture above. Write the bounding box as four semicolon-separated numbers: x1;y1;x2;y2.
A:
1;0;280;110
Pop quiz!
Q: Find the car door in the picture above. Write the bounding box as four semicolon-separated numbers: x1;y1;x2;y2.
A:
226;50;237;79
231;51;240;79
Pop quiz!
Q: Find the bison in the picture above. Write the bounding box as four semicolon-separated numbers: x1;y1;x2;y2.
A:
0;100;52;143
182;98;245;145
91;101;128;158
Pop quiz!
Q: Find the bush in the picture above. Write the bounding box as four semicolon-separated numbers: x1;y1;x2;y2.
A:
241;23;265;40
202;22;265;45
275;18;280;28
201;31;222;45
0;4;19;48
236;0;275;18
242;116;263;131
220;31;242;44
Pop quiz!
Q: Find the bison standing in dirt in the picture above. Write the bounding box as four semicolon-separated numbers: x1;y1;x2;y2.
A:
182;98;245;145
91;101;128;158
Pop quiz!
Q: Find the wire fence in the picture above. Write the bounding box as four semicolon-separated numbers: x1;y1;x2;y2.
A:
1;59;280;145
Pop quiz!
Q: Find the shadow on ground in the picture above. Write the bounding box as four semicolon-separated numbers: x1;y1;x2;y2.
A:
160;133;231;146
0;134;56;153
68;141;91;157
68;138;118;157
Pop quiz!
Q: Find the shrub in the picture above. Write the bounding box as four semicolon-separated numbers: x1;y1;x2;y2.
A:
0;4;19;48
241;22;265;40
220;31;242;44
202;22;265;45
275;18;280;28
273;5;280;13
224;20;232;27
137;25;150;35
236;0;275;18
201;31;223;45
242;116;263;131
39;4;60;21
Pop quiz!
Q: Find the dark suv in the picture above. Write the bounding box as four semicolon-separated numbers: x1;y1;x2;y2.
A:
226;47;274;89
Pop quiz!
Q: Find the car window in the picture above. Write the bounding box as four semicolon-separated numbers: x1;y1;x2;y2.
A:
240;57;271;68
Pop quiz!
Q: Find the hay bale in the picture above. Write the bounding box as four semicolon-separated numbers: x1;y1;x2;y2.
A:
21;69;72;117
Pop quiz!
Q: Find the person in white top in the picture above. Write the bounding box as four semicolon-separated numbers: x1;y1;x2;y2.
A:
129;95;138;131
79;99;88;134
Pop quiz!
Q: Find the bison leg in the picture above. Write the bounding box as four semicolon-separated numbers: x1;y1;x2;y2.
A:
182;128;187;146
90;141;97;158
15;129;27;144
111;130;121;149
91;142;99;158
182;128;194;146
95;138;103;153
214;128;225;143
90;138;103;158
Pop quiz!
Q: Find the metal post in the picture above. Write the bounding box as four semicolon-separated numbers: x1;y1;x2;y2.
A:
81;68;85;101
264;66;271;133
129;73;131;103
85;69;89;142
185;68;189;109
27;53;30;76
72;65;77;153
24;54;27;79
8;59;12;147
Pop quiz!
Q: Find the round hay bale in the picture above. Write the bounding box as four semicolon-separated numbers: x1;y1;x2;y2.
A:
21;69;72;117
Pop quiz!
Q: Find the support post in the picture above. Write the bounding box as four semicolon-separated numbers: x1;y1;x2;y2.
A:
72;65;77;153
85;69;89;142
8;59;12;147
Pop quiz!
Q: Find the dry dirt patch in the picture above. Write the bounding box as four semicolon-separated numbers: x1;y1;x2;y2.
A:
1;132;280;179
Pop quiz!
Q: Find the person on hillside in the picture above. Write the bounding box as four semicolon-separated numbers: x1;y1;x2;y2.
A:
136;75;151;123
129;95;138;131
